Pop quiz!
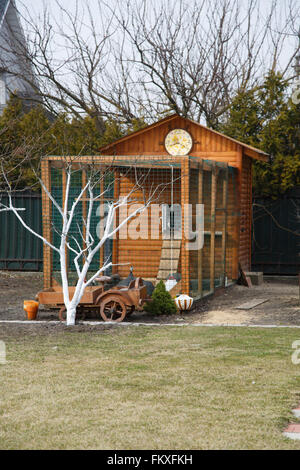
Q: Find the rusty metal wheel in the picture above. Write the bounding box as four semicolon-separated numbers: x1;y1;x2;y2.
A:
99;295;127;322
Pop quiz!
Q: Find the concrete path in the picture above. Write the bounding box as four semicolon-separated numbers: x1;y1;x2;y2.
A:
1;319;300;328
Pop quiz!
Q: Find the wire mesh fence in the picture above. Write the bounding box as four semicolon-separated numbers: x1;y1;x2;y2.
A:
42;156;238;297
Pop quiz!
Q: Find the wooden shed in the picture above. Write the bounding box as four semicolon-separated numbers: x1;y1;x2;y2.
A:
41;113;268;299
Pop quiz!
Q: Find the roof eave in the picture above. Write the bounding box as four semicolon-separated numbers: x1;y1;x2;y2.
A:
243;147;269;162
99;113;270;161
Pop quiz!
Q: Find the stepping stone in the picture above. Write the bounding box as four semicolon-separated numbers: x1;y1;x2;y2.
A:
283;423;300;440
235;299;268;310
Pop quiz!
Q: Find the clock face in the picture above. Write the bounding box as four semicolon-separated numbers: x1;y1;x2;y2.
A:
165;129;193;156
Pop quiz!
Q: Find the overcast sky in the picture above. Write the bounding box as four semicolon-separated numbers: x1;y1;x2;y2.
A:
14;0;300;121
17;0;298;72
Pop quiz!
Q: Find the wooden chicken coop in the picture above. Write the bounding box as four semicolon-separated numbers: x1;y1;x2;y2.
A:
41;114;268;299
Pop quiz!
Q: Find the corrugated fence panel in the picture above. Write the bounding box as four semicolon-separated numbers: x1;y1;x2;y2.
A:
0;192;42;271
252;188;300;275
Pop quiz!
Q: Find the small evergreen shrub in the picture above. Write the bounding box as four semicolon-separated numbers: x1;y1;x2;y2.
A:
144;280;177;316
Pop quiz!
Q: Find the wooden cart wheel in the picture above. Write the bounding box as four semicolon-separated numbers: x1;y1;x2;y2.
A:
99;295;127;322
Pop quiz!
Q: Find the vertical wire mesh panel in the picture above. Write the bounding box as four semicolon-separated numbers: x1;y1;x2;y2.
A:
103;171;114;275
50;166;116;285
87;169;114;277
87;192;100;273
51;167;62;284
226;167;239;282
117;164;181;282
85;168;100;274
188;162;228;298
214;167;226;288
188;167;200;296
202;169;212;295
67;170;82;285
46;158;236;297
189;162;225;298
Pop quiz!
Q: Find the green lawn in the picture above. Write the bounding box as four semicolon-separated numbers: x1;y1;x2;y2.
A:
0;325;300;449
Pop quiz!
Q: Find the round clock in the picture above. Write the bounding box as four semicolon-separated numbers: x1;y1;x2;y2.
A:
165;129;193;156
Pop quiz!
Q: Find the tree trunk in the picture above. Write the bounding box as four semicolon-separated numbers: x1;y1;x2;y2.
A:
66;306;76;326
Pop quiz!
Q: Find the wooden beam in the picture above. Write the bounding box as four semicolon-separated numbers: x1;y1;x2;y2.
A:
41;159;52;289
232;145;243;280
244;147;269;161
210;162;217;292
181;158;190;295
46;154;188;167
197;160;203;296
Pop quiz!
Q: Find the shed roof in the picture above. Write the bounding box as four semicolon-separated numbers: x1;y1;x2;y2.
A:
99;113;269;162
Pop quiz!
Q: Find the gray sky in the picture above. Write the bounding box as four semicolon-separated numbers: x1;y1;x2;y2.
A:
14;0;300;121
17;0;298;69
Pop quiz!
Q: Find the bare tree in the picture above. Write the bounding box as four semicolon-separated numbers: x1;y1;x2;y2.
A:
0;0;299;130
116;0;300;127
0;152;174;325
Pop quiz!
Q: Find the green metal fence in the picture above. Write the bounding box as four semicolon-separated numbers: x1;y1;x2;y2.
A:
252;188;300;275
0;192;43;271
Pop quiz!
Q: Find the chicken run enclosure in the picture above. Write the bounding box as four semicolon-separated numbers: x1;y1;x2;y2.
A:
41;114;268;299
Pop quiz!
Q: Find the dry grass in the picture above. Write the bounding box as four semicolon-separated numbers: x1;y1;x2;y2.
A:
0;324;300;449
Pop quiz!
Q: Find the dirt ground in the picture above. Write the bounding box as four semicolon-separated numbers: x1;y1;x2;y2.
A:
0;270;299;326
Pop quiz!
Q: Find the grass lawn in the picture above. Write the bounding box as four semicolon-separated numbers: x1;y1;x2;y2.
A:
1;324;300;450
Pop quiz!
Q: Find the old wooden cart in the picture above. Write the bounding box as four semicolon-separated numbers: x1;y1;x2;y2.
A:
36;277;149;322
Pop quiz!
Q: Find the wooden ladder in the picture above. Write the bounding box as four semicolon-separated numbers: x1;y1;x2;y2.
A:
157;239;181;281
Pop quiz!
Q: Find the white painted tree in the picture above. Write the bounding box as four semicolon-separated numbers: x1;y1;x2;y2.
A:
0;158;170;325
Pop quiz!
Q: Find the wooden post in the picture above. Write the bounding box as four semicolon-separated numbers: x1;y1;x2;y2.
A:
232;146;242;280
197;159;203;296
41;159;52;289
181;157;190;295
210;163;217;292
221;165;228;287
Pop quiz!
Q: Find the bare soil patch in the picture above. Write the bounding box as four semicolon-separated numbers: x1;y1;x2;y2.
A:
0;271;299;326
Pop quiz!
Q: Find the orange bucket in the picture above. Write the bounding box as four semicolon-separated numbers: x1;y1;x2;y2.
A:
24;300;39;320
